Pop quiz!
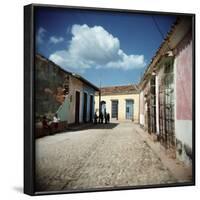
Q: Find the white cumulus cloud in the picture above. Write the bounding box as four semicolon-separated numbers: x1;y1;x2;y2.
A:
49;24;146;72
36;27;46;44
49;36;64;44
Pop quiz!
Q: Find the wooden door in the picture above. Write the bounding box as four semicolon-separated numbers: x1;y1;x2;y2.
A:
126;100;133;120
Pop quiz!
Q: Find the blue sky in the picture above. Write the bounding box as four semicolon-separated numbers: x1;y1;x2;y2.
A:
35;7;176;87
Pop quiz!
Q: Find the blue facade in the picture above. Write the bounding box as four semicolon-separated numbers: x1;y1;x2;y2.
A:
82;85;95;122
126;100;134;120
57;97;70;122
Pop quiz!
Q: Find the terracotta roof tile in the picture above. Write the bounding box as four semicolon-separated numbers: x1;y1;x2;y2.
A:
97;85;139;95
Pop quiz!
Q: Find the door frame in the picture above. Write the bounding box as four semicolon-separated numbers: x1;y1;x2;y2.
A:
89;95;94;122
111;100;118;120
125;99;134;120
75;90;80;124
83;92;88;122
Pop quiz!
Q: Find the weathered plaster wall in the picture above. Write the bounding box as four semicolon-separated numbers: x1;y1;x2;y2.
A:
35;55;69;121
57;97;70;122
175;120;192;165
176;35;192;121
82;84;95;122
35;55;85;124
68;76;83;124
56;77;96;124
174;32;193;165
95;93;139;122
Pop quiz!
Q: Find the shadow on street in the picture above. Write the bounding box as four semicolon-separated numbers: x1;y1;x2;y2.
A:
67;122;119;132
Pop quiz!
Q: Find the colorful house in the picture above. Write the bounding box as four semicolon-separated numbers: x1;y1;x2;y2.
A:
139;16;193;165
35;54;99;137
95;85;140;122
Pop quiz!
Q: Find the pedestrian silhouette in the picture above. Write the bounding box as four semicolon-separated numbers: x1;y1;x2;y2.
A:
104;111;108;124
107;113;110;123
94;112;98;124
99;112;103;124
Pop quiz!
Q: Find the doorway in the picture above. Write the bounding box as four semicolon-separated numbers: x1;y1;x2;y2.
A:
150;76;157;133
83;92;87;122
75;91;80;124
126;100;134;120
89;95;94;122
111;100;118;120
159;62;175;149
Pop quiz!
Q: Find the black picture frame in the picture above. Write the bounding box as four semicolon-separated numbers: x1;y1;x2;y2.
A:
24;3;195;196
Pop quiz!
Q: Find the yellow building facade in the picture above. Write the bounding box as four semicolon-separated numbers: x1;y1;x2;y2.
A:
95;85;140;122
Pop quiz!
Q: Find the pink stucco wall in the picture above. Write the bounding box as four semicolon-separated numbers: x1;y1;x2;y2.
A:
176;33;192;120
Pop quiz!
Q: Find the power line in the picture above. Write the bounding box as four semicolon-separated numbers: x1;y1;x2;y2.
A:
152;15;172;51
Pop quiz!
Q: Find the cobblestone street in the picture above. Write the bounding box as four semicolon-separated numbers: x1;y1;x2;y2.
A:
35;122;186;192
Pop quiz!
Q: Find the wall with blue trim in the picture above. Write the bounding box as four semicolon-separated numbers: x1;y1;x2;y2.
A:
57;97;69;122
82;85;95;122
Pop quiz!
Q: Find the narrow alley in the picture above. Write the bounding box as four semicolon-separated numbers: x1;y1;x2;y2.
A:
35;122;191;192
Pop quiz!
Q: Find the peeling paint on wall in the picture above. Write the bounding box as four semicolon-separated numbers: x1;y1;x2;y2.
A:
176;32;192;120
35;55;69;120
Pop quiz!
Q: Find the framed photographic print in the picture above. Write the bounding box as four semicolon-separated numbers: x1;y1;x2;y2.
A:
24;3;195;195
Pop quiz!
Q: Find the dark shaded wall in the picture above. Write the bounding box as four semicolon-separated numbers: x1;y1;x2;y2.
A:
35;54;69;121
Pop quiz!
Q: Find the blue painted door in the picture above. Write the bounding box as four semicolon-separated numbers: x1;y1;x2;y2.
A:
126;100;133;120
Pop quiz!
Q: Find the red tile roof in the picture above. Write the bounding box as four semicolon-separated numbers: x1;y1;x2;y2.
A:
97;85;139;95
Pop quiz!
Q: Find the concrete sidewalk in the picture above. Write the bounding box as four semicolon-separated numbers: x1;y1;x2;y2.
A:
134;124;192;182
